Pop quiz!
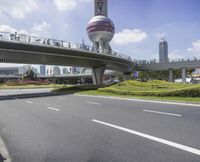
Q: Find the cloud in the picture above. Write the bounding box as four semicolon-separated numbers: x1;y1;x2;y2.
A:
0;0;39;19
0;24;17;33
156;32;167;39
0;24;28;34
112;29;148;45
54;0;77;12
0;22;51;37
187;40;200;54
31;21;52;37
168;49;185;60
31;22;51;32
54;0;92;12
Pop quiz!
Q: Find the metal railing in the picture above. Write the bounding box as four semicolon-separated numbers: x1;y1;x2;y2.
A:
0;31;132;61
135;57;200;65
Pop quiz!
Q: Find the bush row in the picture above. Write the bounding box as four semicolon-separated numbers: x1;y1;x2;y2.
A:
98;87;200;97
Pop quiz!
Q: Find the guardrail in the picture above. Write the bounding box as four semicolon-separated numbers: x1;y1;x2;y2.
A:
0;31;132;61
135;57;200;65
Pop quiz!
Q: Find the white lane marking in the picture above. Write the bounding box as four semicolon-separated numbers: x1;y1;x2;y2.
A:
143;109;182;117
92;119;200;156
0;134;12;162
46;107;60;111
76;94;200;107
25;101;33;104
86;101;101;105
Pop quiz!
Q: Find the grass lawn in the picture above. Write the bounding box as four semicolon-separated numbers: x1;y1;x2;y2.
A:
77;90;200;103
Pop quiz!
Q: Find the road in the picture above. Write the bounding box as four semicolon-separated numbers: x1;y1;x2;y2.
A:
0;88;52;96
0;94;200;161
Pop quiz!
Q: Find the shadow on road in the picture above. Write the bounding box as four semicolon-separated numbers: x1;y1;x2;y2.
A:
0;153;6;162
0;92;67;101
0;84;112;101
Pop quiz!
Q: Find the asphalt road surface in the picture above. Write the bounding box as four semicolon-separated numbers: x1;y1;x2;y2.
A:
0;88;52;96
0;94;200;161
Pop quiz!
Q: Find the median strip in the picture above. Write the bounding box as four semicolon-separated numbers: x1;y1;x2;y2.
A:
143;109;182;117
92;119;200;156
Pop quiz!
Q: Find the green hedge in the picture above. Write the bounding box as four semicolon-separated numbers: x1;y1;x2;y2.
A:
98;83;200;97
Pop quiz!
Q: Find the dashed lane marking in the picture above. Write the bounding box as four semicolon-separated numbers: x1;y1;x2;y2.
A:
86;101;101;105
46;107;60;111
92;119;200;156
143;109;182;117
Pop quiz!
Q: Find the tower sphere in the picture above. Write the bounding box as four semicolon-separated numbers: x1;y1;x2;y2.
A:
87;15;115;42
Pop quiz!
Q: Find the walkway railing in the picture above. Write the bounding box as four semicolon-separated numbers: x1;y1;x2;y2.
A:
0;31;132;61
135;57;200;65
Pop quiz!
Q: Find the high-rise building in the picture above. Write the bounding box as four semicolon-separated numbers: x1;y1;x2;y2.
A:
47;66;60;75
159;38;169;63
40;65;46;75
62;68;69;75
94;0;108;16
87;0;115;54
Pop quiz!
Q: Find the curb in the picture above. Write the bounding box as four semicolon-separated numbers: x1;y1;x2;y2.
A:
75;94;200;107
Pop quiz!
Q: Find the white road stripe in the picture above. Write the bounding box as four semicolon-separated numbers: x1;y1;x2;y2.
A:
76;94;200;107
0;135;12;162
25;101;33;104
143;109;182;117
86;101;101;105
92;119;200;156
46;107;60;111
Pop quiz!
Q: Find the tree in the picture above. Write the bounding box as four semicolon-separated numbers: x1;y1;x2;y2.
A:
22;69;37;81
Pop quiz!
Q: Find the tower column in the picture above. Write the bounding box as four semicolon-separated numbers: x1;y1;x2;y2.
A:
99;40;104;53
92;65;105;86
93;42;99;52
168;68;173;82
181;67;187;83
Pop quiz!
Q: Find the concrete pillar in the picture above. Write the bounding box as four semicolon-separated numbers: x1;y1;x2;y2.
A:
92;66;105;86
181;67;186;83
168;68;173;82
99;40;104;53
93;42;98;52
124;72;131;80
81;77;85;84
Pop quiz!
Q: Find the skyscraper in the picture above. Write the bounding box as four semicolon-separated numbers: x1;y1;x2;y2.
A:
94;0;108;16
159;38;169;63
87;0;115;54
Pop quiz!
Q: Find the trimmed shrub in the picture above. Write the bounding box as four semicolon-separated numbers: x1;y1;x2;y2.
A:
98;80;200;97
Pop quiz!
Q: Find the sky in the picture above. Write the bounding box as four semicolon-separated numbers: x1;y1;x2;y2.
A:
0;0;200;70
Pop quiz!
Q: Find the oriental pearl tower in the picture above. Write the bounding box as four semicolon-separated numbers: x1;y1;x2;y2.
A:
87;0;115;54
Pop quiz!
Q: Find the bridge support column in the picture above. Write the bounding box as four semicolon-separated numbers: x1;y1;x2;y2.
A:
181;67;186;83
168;68;173;82
124;72;131;80
92;66;105;86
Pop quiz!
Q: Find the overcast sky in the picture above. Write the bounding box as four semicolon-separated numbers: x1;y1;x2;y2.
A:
0;0;200;69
